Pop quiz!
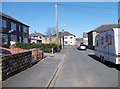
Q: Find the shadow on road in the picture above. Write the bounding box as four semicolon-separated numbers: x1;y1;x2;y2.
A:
88;54;120;71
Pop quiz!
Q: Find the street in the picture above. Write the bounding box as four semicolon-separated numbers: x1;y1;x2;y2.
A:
2;46;119;88
53;46;119;87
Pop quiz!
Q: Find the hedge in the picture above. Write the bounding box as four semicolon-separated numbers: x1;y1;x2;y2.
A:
16;42;57;53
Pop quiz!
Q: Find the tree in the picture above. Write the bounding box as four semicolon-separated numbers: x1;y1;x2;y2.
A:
45;27;56;36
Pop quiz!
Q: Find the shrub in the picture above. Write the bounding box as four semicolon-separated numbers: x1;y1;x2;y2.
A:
16;42;57;53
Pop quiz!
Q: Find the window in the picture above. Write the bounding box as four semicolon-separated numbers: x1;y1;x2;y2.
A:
19;37;22;42
64;37;67;39
11;22;16;30
2;34;8;45
70;37;72;39
45;38;47;41
2;19;7;28
64;41;68;44
37;40;42;43
23;26;28;33
106;36;108;43
108;35;112;45
19;25;21;32
49;38;52;41
23;37;28;43
106;35;112;45
101;37;104;45
11;35;17;42
39;36;41;39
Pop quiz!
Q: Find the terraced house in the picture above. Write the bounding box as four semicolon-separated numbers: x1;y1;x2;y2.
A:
0;13;30;48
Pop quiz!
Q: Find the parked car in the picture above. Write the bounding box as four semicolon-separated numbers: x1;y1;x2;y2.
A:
77;44;87;50
0;49;11;56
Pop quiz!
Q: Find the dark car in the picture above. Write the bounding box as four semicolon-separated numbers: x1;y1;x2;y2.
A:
0;49;12;56
77;44;87;50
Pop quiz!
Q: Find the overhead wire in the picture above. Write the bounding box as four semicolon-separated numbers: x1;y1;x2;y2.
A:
58;3;117;10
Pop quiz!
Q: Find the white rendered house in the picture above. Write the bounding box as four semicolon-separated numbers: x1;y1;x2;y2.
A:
64;35;76;46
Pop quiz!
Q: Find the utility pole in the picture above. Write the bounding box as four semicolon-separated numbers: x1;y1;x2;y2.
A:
55;2;59;52
62;29;64;49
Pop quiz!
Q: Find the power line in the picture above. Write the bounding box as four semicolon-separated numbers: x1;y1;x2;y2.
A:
58;3;118;18
58;3;117;10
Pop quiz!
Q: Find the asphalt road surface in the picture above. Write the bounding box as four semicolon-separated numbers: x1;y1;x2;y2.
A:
53;46;119;87
2;46;119;88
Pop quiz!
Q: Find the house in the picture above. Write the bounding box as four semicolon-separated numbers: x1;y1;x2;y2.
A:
0;12;30;48
75;38;81;46
42;35;58;44
55;31;76;46
87;24;118;49
82;32;88;45
42;31;76;47
64;35;76;46
118;18;120;28
29;32;45;44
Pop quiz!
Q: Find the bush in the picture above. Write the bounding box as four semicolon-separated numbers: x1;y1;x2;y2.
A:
16;42;57;53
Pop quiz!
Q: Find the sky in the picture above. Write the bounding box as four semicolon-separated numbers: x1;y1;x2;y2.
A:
2;2;118;37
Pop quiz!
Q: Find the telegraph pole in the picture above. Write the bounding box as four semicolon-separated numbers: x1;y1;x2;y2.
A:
55;2;59;52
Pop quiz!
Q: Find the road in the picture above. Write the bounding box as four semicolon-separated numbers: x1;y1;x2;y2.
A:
53;46;119;87
2;46;119;88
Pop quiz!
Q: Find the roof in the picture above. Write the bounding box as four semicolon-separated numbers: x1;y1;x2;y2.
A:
0;12;29;27
29;32;45;37
53;31;76;37
93;24;118;33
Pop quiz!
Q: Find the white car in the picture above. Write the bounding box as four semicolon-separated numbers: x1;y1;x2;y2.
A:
77;44;87;50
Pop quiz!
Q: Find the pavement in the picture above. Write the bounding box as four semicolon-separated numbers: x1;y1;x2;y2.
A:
2;53;65;87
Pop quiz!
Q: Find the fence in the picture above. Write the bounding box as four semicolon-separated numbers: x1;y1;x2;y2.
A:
2;51;32;81
31;48;44;64
1;48;44;81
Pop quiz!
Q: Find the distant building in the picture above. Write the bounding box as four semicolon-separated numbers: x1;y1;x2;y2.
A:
118;18;120;25
42;31;76;47
75;38;82;46
29;32;45;44
42;36;58;44
64;35;76;46
0;13;30;48
87;24;118;49
82;32;88;45
57;31;76;46
87;31;98;49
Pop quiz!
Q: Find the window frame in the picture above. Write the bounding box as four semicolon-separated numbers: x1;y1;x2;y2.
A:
106;35;112;45
11;22;16;30
2;19;7;28
23;26;28;33
18;25;21;32
11;34;17;42
64;37;67;39
70;37;72;39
